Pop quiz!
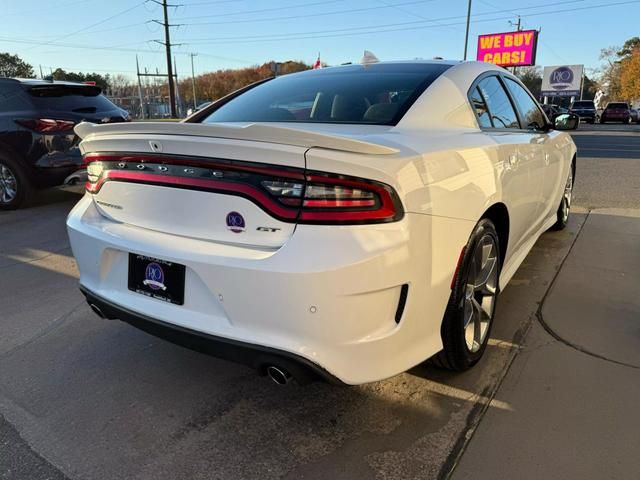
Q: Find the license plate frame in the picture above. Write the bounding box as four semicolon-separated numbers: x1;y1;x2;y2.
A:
128;253;186;305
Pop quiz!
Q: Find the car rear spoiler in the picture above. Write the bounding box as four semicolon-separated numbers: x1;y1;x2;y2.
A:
74;121;400;156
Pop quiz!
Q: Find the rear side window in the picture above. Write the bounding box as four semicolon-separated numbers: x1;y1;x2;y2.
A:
0;83;31;112
26;85;119;113
606;102;628;109
476;76;519;129
572;101;594;109
504;78;546;130
470;87;492;128
202;64;452;126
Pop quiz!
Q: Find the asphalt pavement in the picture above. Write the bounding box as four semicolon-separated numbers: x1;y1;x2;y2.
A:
1;123;638;480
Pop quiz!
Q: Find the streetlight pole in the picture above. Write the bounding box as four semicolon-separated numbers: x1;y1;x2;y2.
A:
463;0;472;60
190;53;197;110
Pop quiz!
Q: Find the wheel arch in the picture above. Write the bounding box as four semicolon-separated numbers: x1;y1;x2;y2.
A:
481;202;509;267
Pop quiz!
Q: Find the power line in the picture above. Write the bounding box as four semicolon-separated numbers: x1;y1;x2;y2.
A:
0;35;252;65
176;0;633;45
173;0;343;21
375;0;460;33
4;0;97;16
25;1;147;51
178;0;585;34
180;0;438;27
148;0;182;117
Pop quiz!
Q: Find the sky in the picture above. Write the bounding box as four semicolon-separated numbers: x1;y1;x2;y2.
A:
0;0;638;80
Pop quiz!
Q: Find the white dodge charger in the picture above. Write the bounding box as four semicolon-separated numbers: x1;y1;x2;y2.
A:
67;61;578;385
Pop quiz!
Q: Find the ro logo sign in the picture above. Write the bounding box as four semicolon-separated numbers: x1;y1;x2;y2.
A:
549;67;574;90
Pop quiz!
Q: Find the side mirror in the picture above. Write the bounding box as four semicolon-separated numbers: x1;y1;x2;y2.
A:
554;113;579;131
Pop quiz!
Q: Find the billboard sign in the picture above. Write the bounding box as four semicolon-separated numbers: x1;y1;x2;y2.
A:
476;29;538;67
541;65;584;97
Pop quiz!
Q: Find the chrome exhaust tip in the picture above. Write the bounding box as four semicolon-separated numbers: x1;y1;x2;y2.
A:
266;365;292;385
89;303;106;319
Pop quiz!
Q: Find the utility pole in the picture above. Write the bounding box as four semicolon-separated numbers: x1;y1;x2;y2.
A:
136;55;145;119
173;55;182;117
190;53;197;109
150;0;182;118
510;16;521;75
162;0;176;117
39;65;44;79
463;0;472;61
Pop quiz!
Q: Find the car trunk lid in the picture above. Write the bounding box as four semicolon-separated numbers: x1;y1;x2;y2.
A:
77;121;401;249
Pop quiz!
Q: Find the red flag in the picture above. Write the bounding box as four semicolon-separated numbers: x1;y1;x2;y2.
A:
313;54;322;69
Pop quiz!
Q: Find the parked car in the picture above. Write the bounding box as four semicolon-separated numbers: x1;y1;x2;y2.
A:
569;100;597;124
600;102;631;124
541;104;568;122
541;104;560;121
186;101;212;117
630;107;639;124
68;61;577;385
0;79;129;209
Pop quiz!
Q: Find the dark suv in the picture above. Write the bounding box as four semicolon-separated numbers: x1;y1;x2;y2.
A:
0;78;129;209
569;100;597;124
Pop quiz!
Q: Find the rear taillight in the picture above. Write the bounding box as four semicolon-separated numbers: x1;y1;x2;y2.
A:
15;118;75;133
259;173;401;223
300;174;401;223
83;153;403;225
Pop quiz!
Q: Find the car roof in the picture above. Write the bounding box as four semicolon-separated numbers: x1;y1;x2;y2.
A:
0;77;97;87
292;59;463;76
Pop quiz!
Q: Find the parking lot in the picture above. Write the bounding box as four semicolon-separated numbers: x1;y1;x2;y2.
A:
1;123;639;480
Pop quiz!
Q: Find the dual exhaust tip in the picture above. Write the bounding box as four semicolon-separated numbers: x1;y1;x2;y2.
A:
89;302;304;387
89;303;106;319
265;365;293;386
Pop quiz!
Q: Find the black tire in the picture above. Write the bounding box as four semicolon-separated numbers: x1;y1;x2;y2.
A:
550;165;574;231
0;153;32;210
434;219;501;371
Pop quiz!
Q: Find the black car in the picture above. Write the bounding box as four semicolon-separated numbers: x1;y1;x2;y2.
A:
569;100;597;124
540;104;566;122
0;79;129;209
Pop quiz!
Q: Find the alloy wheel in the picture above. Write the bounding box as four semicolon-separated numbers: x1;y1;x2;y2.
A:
463;234;498;353
0;163;18;204
561;169;573;224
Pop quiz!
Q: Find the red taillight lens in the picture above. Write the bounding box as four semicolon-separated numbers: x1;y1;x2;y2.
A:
83;154;403;225
297;174;401;224
15;118;75;133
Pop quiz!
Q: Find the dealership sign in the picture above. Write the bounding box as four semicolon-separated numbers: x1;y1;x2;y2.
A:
541;65;584;97
476;29;538;67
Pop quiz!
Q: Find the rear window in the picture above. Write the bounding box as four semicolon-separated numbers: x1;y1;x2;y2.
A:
26;85;119;113
606;103;629;109
571;101;594;109
202;63;452;126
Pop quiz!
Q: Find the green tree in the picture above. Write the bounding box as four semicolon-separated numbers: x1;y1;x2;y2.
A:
0;52;34;78
516;66;542;98
46;68;111;91
618;37;640;59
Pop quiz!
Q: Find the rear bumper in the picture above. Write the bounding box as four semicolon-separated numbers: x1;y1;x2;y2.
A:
80;285;342;384
67;195;474;384
572;112;596;120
